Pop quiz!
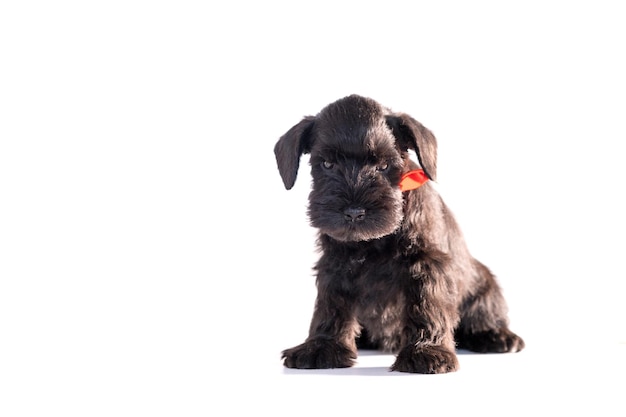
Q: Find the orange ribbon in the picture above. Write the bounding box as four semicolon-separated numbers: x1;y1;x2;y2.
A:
399;169;429;192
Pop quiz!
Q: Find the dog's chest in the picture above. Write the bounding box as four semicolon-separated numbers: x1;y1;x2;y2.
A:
355;256;406;309
323;238;408;297
321;238;410;350
336;246;408;319
351;253;407;350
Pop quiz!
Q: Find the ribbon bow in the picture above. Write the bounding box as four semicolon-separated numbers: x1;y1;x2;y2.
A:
399;169;429;192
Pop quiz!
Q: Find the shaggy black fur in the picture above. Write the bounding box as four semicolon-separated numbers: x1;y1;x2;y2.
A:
274;95;524;373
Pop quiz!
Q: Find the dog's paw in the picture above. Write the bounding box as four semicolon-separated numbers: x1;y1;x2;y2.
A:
457;328;525;353
391;345;459;374
282;338;356;369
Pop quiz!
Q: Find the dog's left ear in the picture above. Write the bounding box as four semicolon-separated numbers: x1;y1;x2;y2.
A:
274;116;315;190
386;113;437;181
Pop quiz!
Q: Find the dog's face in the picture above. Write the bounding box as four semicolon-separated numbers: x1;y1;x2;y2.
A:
306;102;406;242
275;95;438;242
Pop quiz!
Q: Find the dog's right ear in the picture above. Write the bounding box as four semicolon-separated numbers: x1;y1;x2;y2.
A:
386;113;437;181
274;116;315;190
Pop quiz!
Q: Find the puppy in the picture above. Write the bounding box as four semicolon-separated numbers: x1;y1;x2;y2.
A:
274;95;524;373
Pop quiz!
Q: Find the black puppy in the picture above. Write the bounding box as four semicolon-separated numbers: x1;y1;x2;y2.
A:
274;95;524;373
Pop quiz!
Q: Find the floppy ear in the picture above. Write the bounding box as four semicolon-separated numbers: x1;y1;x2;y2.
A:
385;113;437;181
274;116;315;190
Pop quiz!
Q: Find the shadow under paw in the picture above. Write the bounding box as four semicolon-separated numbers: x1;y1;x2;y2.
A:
282;338;356;369
457;328;525;353
391;345;459;374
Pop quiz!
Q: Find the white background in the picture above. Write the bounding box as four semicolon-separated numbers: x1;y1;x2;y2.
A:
1;1;625;416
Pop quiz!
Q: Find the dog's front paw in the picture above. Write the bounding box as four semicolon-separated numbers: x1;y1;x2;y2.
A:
282;338;356;369
457;328;525;353
391;345;459;374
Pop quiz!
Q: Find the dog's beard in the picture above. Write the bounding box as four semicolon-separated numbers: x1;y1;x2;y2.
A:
308;188;404;242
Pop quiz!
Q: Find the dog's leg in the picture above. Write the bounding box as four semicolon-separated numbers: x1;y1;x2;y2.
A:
282;269;359;369
455;260;525;353
391;254;461;374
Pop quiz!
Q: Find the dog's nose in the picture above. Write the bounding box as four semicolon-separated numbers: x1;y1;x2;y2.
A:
343;207;366;222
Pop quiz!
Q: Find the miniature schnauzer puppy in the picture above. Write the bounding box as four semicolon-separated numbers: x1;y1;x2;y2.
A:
274;94;524;373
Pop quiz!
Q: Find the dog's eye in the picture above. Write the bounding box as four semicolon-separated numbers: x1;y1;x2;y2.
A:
376;163;389;172
322;161;334;170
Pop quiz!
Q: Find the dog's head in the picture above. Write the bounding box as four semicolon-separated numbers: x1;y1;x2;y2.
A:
274;95;438;242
